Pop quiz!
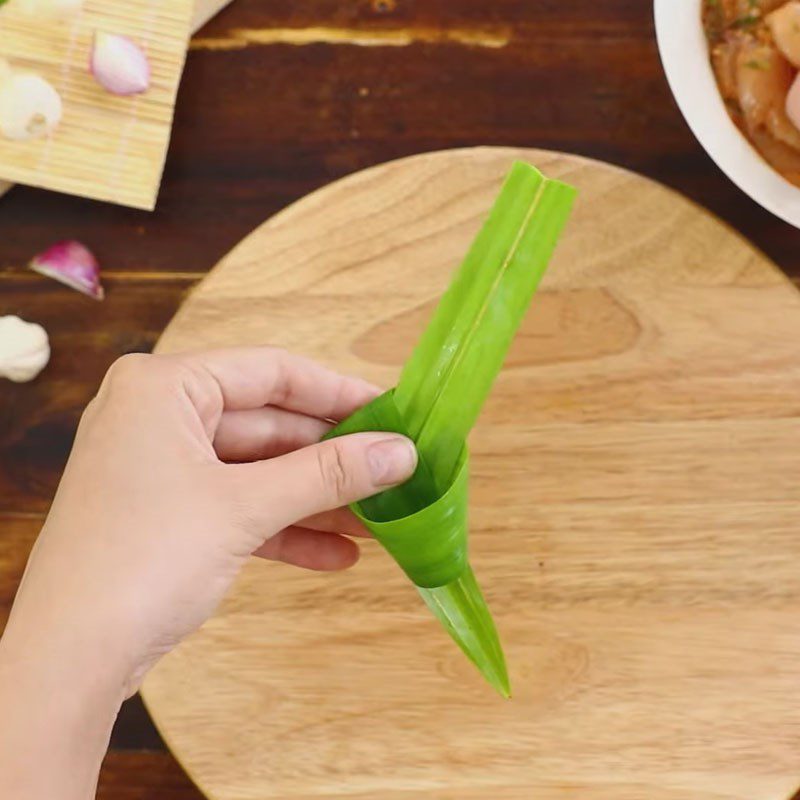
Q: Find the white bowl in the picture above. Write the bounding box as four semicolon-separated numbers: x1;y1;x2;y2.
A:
654;0;800;227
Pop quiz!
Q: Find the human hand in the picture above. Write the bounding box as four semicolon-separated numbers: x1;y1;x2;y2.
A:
0;347;416;800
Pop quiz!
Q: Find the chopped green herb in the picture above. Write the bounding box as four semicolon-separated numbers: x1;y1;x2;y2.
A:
744;59;768;69
747;0;760;9
731;13;760;28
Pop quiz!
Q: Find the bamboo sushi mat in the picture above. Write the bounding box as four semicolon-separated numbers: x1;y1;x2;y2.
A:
0;0;194;209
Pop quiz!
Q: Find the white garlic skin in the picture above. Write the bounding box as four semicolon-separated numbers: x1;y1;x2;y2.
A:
0;315;50;383
0;73;63;141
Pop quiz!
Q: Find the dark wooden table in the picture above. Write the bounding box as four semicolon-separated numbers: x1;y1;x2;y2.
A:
1;1;799;797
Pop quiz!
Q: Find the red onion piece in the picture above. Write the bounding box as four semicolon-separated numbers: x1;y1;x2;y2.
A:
29;240;105;301
90;32;150;96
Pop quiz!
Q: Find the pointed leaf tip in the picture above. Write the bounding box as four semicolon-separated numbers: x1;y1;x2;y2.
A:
418;565;511;698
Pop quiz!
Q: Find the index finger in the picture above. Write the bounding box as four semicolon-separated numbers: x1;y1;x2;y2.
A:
179;347;381;421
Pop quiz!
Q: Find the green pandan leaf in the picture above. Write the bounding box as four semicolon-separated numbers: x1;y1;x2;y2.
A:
419;566;511;698
325;161;576;695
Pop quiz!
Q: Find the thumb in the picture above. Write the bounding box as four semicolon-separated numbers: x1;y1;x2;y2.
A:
230;432;418;533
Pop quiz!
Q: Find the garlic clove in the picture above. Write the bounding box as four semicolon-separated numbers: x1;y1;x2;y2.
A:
0;72;62;141
29;240;105;300
0;316;50;383
786;72;800;132
90;32;150;96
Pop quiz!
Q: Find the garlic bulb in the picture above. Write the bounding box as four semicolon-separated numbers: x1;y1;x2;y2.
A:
0;72;62;140
0;316;50;383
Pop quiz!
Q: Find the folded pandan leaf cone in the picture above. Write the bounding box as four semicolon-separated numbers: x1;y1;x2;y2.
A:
324;161;576;696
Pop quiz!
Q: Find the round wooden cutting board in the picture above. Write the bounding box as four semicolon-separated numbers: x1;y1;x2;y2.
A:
143;148;800;800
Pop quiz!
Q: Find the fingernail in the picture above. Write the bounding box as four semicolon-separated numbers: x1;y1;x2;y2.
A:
368;437;417;486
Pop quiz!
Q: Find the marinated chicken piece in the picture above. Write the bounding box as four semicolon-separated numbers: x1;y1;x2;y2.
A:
756;0;789;12
787;72;800;128
705;0;781;41
712;36;743;99
744;0;787;14
750;126;800;183
727;0;786;24
766;1;800;67
705;0;739;39
767;105;800;147
725;0;753;25
704;0;800;184
736;39;794;129
722;0;740;22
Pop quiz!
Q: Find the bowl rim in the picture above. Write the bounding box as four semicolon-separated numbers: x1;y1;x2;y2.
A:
654;0;800;228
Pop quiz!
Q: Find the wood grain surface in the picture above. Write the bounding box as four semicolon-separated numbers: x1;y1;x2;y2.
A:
96;751;204;800
0;0;195;209
140;148;800;800
2;2;800;796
